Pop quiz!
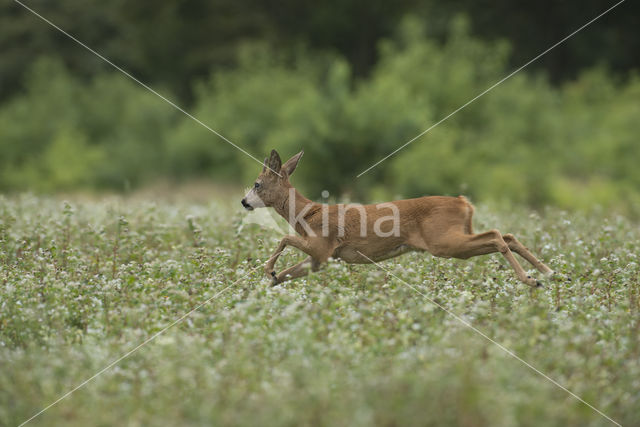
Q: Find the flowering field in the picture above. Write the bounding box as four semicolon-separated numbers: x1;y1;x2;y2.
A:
0;195;638;426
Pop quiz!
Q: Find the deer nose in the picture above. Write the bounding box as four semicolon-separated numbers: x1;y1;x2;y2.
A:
241;198;252;210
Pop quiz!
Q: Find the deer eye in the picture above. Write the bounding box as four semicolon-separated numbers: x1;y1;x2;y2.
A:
254;182;261;189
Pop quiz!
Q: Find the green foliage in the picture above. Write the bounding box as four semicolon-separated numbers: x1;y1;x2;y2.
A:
3;1;640;102
0;195;639;425
1;18;640;214
0;57;179;191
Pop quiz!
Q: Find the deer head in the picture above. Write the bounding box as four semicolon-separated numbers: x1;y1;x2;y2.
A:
241;149;304;211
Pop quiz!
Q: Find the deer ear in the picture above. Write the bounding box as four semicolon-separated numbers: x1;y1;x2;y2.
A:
262;157;268;172
282;150;304;177
267;149;282;173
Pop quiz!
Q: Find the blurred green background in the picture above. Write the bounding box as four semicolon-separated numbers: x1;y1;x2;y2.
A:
1;0;639;213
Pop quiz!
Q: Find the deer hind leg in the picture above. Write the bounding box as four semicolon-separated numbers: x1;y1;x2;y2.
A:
433;229;540;287
502;233;554;276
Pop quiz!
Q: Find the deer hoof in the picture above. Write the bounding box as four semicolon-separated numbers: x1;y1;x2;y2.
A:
264;264;274;276
524;276;540;288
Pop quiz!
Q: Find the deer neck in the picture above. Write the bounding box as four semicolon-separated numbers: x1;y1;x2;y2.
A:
273;186;320;234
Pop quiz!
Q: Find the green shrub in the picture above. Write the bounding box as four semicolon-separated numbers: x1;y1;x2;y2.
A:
0;57;178;191
1;17;639;214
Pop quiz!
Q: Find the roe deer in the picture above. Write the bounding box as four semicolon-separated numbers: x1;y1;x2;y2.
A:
241;150;554;287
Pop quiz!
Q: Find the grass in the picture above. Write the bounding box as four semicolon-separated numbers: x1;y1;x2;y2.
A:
0;193;638;426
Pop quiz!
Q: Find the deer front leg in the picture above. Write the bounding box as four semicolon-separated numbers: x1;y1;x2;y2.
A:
273;256;322;286
264;235;310;279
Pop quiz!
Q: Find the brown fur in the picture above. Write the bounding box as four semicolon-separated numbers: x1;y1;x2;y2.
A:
243;150;553;287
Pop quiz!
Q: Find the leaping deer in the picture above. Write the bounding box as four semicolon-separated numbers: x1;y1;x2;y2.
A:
241;150;554;287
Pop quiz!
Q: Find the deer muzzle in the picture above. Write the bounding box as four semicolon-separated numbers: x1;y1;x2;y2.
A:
241;198;254;211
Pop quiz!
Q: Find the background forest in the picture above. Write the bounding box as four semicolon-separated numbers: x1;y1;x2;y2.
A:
1;0;639;213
